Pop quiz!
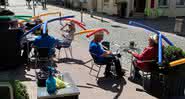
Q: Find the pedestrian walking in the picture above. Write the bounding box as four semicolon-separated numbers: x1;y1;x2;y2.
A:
26;0;32;9
41;0;47;10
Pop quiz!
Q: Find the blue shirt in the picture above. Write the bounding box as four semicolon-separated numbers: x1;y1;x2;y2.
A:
33;35;62;55
89;41;105;62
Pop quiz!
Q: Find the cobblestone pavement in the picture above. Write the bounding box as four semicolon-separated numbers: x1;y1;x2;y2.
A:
1;0;185;99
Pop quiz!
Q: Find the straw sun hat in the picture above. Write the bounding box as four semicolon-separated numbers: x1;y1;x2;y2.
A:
149;34;158;44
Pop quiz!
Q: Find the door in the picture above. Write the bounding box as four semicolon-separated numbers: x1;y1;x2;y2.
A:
134;0;146;12
120;2;127;17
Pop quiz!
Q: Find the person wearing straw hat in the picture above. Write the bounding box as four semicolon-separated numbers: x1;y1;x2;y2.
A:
58;21;76;48
89;32;125;77
127;34;158;79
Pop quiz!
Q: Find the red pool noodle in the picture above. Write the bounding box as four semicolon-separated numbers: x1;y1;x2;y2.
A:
86;28;109;38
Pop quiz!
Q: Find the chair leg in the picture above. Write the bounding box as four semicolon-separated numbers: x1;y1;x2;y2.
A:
69;46;73;58
143;72;145;88
89;61;94;74
58;49;61;59
64;48;68;58
96;65;102;79
142;72;147;90
35;59;38;69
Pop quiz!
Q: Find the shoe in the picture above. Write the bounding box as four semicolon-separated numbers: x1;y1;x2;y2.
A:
117;71;125;77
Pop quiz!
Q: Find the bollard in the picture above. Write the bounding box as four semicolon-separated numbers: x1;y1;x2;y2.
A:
174;18;184;35
90;9;93;18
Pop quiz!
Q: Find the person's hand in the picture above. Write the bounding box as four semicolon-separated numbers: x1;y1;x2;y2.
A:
127;50;132;54
106;51;112;55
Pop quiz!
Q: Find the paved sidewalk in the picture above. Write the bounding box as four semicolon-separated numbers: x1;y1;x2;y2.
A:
1;0;185;99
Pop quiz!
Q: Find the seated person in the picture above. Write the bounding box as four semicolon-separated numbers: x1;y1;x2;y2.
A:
21;21;42;63
32;28;63;56
59;21;76;48
18;22;26;32
25;18;43;35
33;18;43;35
127;35;158;79
89;32;125;77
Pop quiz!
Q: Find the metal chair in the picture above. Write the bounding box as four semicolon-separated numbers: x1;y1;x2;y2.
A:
34;47;53;69
130;57;157;91
89;53;106;79
57;44;73;59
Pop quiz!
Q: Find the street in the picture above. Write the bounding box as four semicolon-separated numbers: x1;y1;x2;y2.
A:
1;0;185;98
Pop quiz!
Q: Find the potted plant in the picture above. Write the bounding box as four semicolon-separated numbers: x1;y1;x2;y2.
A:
162;46;185;96
163;46;185;67
10;80;29;99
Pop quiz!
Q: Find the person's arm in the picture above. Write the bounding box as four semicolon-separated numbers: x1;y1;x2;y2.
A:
60;24;68;30
100;50;112;57
128;48;150;60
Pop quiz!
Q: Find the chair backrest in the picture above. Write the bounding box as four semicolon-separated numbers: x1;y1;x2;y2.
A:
60;42;71;48
36;48;50;58
90;52;99;64
140;59;158;72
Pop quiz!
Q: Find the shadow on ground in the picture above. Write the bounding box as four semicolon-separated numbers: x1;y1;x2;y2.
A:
0;64;35;81
57;57;95;70
0;60;58;81
87;77;126;99
128;76;163;99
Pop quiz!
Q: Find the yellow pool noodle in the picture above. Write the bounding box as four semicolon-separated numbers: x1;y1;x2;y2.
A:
18;12;61;24
169;58;185;67
74;29;95;36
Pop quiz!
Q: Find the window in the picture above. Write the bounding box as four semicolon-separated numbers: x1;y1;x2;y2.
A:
84;0;87;3
80;0;87;3
113;0;118;6
159;0;168;7
104;0;109;5
176;0;185;7
104;0;109;3
151;0;155;8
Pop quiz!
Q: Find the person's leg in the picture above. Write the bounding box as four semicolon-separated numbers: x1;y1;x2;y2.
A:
100;58;112;77
44;0;47;9
132;60;141;79
41;1;44;9
113;58;125;76
104;62;112;76
28;1;32;9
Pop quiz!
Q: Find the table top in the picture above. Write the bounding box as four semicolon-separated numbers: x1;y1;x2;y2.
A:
37;72;80;99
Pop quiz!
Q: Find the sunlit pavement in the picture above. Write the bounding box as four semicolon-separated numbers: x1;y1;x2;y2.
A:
1;0;185;98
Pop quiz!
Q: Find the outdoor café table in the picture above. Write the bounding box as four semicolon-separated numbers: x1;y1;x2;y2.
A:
37;72;80;99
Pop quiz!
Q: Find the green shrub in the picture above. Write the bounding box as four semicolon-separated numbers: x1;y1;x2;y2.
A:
164;46;185;64
10;80;29;99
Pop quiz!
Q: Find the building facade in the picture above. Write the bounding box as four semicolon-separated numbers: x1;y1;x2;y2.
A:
127;0;185;18
96;0;185;18
64;0;185;18
96;0;118;15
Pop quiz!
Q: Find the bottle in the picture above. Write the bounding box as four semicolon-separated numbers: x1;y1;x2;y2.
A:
46;66;56;94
